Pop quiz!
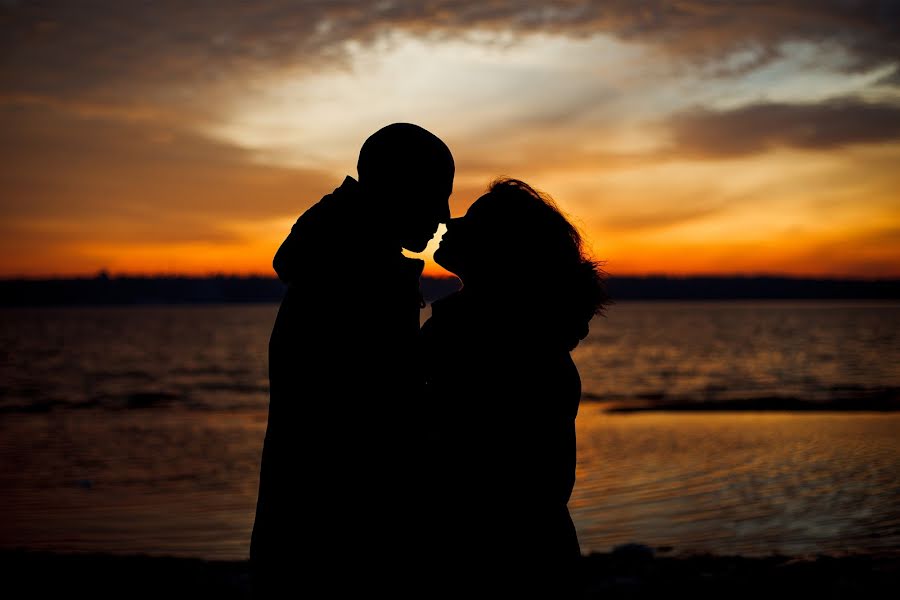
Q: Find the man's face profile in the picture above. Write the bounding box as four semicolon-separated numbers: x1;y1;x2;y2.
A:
397;184;451;252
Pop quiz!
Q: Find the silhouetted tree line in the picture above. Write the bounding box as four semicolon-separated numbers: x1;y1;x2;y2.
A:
0;274;898;307
0;274;462;306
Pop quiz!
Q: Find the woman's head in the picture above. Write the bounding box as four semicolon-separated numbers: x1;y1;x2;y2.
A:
435;178;608;350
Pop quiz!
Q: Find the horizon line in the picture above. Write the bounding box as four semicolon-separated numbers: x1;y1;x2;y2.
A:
2;271;899;282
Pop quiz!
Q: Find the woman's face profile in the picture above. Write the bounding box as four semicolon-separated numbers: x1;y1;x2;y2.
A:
434;192;502;279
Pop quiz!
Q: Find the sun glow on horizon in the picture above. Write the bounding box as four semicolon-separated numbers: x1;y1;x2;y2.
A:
2;5;899;278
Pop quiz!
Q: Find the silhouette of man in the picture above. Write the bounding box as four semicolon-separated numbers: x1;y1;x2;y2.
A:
250;123;454;598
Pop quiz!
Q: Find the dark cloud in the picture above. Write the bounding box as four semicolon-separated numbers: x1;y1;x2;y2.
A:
875;66;900;87
667;97;900;158
866;227;900;244
1;1;897;113
0;104;336;241
456;146;651;177
791;225;900;278
598;202;725;232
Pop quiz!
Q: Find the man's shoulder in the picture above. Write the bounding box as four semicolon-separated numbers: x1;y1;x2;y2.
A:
299;177;358;222
273;179;358;283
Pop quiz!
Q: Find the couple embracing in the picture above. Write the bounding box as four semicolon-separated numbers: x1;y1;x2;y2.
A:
250;123;607;598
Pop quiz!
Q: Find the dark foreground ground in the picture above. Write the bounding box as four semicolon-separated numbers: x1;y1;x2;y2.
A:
3;548;898;599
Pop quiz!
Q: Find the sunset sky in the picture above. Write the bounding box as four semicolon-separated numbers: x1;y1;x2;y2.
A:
2;1;899;278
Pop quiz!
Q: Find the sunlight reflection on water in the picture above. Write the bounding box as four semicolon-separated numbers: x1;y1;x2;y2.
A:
571;409;900;557
1;302;898;559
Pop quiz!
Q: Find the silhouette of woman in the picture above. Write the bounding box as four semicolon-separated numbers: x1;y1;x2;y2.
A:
421;178;608;598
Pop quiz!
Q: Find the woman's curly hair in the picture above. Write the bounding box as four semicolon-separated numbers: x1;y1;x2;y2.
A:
486;178;609;350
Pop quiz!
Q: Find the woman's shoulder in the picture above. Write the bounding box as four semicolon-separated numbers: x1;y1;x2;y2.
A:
428;290;465;317
422;291;475;336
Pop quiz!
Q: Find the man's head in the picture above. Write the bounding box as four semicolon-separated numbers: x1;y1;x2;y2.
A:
357;123;454;252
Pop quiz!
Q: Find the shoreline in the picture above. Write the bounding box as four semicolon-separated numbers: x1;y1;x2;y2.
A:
580;393;900;413
4;548;897;599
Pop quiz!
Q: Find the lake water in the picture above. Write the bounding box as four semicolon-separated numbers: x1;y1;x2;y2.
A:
1;301;898;560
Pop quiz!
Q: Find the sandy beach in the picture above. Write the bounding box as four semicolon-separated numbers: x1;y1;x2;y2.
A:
4;548;898;599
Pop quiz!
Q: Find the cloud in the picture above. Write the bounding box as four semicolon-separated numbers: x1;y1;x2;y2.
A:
788;224;900;278
875;66;900;87
1;1;897;116
456;95;900;175
456;145;652;178
0;104;337;239
2;1;899;277
598;202;725;232
666;97;900;158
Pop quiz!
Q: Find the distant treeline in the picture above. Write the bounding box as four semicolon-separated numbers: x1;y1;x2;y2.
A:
0;274;462;306
0;274;898;306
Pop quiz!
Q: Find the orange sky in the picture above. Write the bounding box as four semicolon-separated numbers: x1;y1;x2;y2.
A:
1;2;899;278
